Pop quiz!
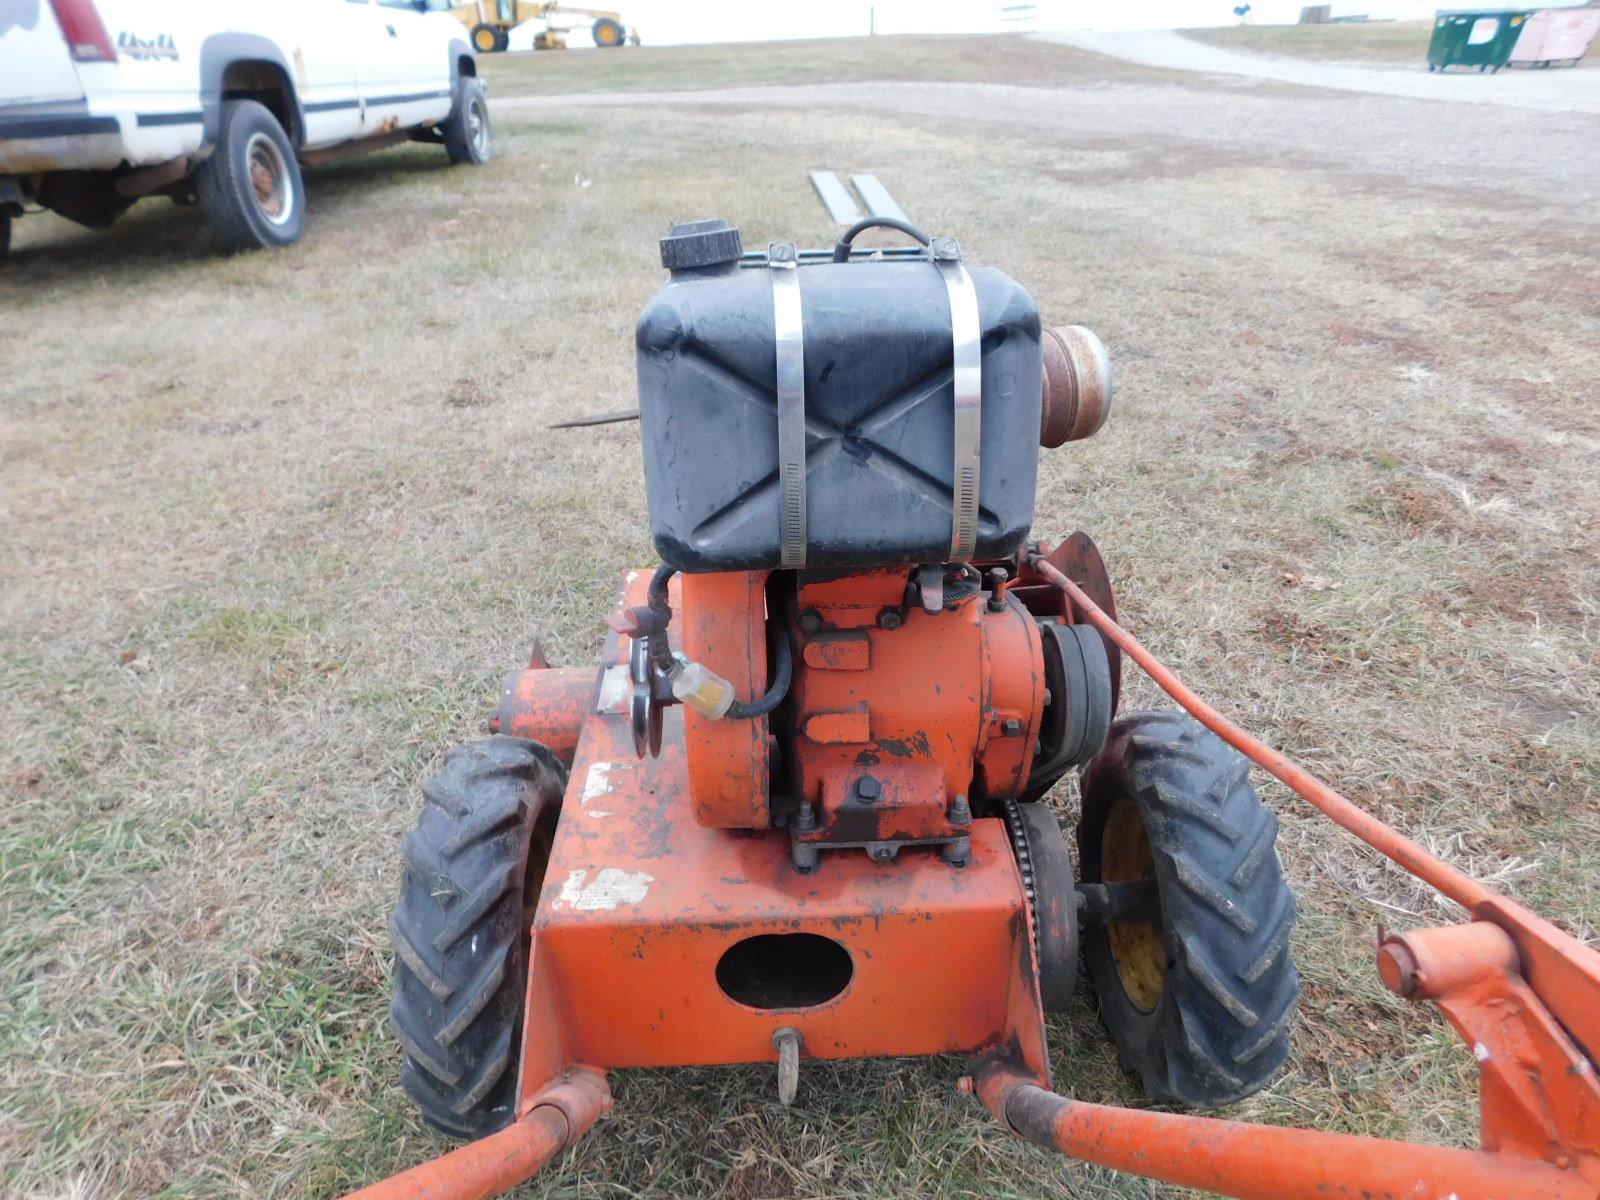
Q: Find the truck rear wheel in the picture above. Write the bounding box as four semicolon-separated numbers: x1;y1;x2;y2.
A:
593;17;625;47
442;78;493;166
197;99;305;252
1078;710;1299;1107
391;736;564;1138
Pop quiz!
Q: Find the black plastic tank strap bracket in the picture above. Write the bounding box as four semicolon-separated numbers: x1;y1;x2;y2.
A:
930;236;982;563
769;242;808;570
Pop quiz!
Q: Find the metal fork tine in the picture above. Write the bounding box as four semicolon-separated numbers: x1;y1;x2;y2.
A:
850;174;911;223
810;171;864;225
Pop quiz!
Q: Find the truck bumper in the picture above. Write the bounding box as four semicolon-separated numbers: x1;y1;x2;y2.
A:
0;101;202;173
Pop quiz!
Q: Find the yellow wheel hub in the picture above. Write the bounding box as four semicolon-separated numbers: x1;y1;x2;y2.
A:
1102;791;1166;1012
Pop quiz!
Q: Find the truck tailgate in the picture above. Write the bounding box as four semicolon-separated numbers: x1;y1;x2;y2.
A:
0;5;84;106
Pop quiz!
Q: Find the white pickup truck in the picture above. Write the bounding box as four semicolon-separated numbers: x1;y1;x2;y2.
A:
0;0;491;260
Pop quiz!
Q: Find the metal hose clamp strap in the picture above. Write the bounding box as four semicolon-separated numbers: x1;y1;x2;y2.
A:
931;236;982;562
769;242;808;570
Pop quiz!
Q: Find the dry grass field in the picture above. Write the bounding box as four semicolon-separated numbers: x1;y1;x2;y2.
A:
1189;18;1599;67
3;32;1598;1200
482;32;1159;93
1187;19;1438;63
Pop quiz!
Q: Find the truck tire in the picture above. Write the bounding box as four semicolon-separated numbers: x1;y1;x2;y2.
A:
196;99;305;252
443;77;493;166
391;736;564;1139
593;17;625;47
1078;710;1299;1107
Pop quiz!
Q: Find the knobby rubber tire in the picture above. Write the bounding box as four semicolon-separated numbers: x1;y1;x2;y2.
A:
196;99;305;252
443;77;493;166
391;735;565;1139
1079;710;1299;1106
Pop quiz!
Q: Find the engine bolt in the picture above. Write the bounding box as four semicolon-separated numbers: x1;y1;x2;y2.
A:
855;775;881;803
798;610;823;634
986;567;1010;612
876;608;902;630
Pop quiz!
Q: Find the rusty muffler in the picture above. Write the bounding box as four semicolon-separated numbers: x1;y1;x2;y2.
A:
1040;325;1112;447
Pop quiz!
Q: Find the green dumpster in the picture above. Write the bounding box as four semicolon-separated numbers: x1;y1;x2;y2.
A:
1428;9;1531;72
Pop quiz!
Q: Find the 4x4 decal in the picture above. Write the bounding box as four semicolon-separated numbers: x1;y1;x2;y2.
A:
116;31;178;60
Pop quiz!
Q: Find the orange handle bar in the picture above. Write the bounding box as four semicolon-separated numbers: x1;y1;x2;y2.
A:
344;1070;610;1200
343;1109;569;1200
1030;549;1600;1066
1029;553;1496;909
974;1063;1593;1200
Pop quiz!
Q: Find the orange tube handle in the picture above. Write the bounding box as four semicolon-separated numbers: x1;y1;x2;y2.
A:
1027;553;1496;912
343;1109;569;1200
344;1070;611;1200
983;1071;1592;1200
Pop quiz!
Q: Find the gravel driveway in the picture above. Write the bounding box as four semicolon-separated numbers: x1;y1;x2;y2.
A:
1039;29;1600;115
499;76;1600;213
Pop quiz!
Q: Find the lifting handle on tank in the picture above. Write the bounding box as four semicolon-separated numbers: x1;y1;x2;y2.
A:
830;215;931;262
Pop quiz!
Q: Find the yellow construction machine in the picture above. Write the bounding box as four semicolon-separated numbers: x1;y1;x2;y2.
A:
450;1;626;52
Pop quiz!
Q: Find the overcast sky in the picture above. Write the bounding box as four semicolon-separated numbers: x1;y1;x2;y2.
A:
521;0;1443;48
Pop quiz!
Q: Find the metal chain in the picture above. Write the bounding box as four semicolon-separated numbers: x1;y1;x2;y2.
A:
1002;798;1041;957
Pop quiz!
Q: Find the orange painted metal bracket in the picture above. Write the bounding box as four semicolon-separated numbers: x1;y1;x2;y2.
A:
494;666;596;765
1379;922;1600;1167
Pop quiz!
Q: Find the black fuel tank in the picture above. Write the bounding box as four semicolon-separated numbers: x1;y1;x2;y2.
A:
636;249;1042;573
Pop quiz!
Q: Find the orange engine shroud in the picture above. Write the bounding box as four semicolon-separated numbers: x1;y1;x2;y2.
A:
675;568;1046;844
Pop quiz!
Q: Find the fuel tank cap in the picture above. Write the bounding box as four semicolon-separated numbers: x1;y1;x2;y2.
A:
659;219;743;272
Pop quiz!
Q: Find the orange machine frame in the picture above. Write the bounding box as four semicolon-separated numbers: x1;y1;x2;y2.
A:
349;543;1600;1200
514;569;1049;1085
